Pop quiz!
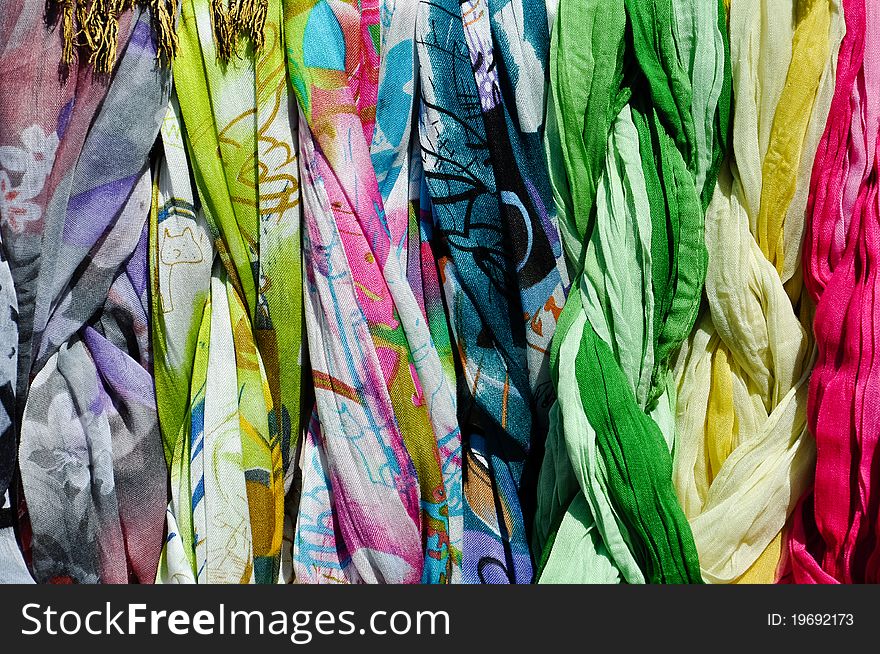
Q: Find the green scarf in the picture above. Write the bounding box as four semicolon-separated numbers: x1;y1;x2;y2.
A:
154;0;301;583
535;0;730;584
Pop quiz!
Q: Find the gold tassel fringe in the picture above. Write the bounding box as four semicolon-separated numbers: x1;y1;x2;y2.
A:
210;0;268;63
148;0;180;64
209;0;237;62
45;0;263;72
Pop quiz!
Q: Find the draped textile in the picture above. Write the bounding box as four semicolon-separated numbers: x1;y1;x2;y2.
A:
156;0;301;584
788;0;880;584
417;0;567;584
673;0;843;584
0;18;25;570
0;232;31;582
287;0;460;584
534;0;727;584
3;0;874;589
1;5;169;583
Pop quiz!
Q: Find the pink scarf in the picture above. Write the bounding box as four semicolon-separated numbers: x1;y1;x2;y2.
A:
789;0;880;583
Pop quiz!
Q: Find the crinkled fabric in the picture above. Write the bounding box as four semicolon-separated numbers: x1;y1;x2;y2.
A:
788;0;880;584
673;0;843;584
534;0;728;584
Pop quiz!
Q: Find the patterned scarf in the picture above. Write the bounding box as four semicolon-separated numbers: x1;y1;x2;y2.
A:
0;225;30;582
288;0;460;584
1;5;169;583
156;0;301;584
417;0;567;584
8;0;871;589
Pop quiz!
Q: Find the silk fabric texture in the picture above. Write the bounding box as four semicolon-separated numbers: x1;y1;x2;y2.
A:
155;0;300;584
289;0;460;584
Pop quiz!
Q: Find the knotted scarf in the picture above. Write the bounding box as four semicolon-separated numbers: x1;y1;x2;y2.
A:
417;0;568;584
288;0;460;584
534;0;727;584
1;5;170;583
673;0;843;583
788;0;880;584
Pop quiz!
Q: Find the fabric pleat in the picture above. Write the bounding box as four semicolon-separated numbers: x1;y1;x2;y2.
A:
1;0;877;588
0;219;31;582
2;6;169;584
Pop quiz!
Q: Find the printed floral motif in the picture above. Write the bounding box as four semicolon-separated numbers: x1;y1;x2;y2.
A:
0;125;58;233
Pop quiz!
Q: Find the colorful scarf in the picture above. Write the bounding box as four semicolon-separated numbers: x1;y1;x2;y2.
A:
2;5;169;583
156;0;301;584
417;0;567;584
534;0;727;584
673;0;843;584
5;0;879;589
288;0;460;584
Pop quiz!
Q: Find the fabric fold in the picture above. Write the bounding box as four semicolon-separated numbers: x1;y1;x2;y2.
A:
155;0;300;584
788;0;880;584
417;0;567;584
3;6;170;583
287;0;460;584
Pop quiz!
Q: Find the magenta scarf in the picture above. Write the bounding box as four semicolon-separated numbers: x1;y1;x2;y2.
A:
789;0;880;584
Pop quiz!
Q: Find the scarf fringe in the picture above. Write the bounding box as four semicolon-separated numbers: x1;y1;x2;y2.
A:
76;0;130;74
148;0;180;64
209;0;236;62
46;0;262;72
210;0;269;62
55;0;77;67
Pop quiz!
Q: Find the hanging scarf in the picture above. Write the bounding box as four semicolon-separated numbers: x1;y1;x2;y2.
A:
673;0;843;583
416;0;567;584
0;5;28;575
369;0;462;578
156;0;301;584
788;0;880;584
1;6;170;583
534;0;727;584
0;232;31;582
286;0;460;584
7;0;873;589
